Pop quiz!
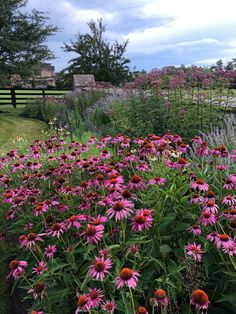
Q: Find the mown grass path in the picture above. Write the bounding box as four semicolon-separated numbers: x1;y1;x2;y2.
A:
0;105;47;151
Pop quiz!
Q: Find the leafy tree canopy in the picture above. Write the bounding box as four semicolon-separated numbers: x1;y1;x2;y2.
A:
0;0;58;86
60;19;131;88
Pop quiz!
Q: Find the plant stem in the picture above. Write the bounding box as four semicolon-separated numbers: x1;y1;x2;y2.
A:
129;287;136;314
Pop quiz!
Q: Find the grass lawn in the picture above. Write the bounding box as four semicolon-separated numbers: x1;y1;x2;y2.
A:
0;105;47;152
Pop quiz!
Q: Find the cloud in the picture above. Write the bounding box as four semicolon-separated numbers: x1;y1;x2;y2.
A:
25;0;236;71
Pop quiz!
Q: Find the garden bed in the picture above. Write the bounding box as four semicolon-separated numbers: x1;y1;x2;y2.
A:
0;131;235;313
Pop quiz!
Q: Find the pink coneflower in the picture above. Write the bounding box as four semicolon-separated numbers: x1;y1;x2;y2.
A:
121;139;130;148
47;222;66;238
28;282;46;300
197;142;209;156
90;174;106;187
124;152;137;162
178;143;189;153
33;203;47;217
149;177;166;186
223;177;235;190
188;224;202;236
199;210;216;226
7;209;16;220
190;193;205;205
32;261;48;276
121;189;136;201
128;175;146;190
56;204;69;212
137;208;153;217
107;200;134;221
175;158;190;169
227;209;236;221
190;289;209;311
205;190;216;202
98;196;113;207
7;260;28;280
215;234;234;249
105;174;124;189
99;248;111;257
24;222;34;231
20;232;44;249
101;300;116;313
185;243;204;261
128;244;140;255
100;149;112;159
229;149;236;161
44;244;57;258
113;134;124;143
216;164;227;171
203;200;218;213
191;179;209;192
154;289;169;307
31;150;41;159
206;232;218;243
136;162;150;172
166;160;176;168
88;288;104;307
131;213;153;232
12;163;24;172
89;215;107;226
30;162;42;170
223;195;236;206
115;267;140;289
88;256;112;281
137;307;149;314
88;136;96;145
75;295;92;313
82;224;104;244
66;215;81;229
222;243;236;256
31;311;44;314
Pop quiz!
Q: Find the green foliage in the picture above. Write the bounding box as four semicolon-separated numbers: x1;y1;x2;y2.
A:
22;91;107;138
61;19;131;88
0;0;58;86
22;99;53;122
103;90;231;142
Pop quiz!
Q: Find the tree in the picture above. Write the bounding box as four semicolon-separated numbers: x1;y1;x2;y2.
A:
0;0;58;86
61;19;131;87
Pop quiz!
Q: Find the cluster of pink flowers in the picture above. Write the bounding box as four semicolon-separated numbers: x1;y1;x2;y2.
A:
0;131;235;313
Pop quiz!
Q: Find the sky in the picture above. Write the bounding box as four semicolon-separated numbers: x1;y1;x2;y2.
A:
25;0;236;72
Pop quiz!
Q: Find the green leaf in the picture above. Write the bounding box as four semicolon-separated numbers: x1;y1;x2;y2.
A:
173;223;189;232
121;292;133;314
148;257;166;272
216;293;236;307
160;244;172;258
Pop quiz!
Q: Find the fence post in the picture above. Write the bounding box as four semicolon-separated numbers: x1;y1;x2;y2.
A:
11;87;16;108
42;89;46;105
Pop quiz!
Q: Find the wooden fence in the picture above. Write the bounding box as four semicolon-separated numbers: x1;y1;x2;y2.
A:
0;88;71;108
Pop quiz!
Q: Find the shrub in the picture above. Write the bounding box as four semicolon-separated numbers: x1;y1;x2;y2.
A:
22;90;107;137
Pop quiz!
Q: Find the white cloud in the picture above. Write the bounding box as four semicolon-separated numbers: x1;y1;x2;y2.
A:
62;1;115;24
195;58;227;65
123;0;236;55
25;0;236;70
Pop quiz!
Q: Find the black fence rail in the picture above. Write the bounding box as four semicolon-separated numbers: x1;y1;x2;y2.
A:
0;88;71;108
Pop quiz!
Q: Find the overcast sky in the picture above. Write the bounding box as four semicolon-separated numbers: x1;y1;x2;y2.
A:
25;0;236;72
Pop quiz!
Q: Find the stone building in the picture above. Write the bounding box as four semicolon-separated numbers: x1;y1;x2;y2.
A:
11;63;56;88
